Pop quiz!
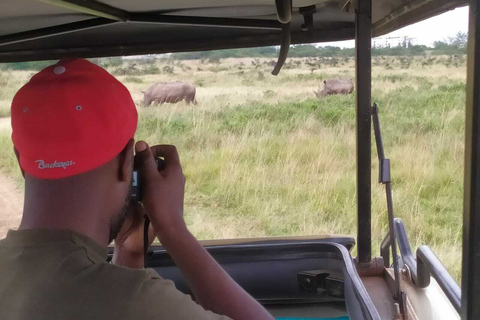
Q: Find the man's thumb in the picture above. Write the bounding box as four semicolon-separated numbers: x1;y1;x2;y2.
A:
135;141;157;177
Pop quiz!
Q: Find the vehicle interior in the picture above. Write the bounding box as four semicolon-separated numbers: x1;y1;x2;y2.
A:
2;0;479;319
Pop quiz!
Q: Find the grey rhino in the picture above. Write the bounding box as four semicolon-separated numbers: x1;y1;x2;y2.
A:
314;78;354;97
142;81;197;106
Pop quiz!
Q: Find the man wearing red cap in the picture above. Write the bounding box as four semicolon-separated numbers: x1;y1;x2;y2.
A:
0;59;273;320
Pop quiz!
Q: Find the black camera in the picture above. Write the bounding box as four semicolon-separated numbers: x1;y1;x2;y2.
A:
131;157;163;202
131;169;142;202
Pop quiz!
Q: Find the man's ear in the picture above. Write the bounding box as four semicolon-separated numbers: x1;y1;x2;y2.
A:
119;139;135;183
13;147;25;179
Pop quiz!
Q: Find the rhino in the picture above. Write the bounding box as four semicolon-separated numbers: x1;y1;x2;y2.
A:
142;81;197;106
314;78;354;97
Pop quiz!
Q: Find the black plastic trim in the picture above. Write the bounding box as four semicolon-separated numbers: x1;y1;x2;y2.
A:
140;241;380;320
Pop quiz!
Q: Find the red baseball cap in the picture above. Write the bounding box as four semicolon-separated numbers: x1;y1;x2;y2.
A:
11;58;138;179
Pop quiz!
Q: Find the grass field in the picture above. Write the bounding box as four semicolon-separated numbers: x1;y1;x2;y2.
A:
0;56;466;282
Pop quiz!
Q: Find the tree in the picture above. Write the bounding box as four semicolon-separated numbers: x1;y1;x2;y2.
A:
446;31;468;49
433;31;468;55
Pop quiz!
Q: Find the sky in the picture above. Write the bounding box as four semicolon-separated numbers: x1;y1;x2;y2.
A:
319;5;470;48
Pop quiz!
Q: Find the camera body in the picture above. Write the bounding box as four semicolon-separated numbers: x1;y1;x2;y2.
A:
131;157;163;202
131;169;141;202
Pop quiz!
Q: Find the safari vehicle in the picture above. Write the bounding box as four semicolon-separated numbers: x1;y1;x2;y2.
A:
0;0;478;319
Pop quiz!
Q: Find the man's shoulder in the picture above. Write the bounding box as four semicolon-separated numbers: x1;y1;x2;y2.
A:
95;265;229;320
91;263;189;304
78;263;180;317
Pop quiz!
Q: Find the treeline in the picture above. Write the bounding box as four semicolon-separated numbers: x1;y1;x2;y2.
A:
0;41;467;71
171;42;467;61
0;58;122;72
171;45;347;60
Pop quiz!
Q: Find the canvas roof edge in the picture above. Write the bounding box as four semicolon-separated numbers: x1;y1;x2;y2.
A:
0;0;469;62
0;24;355;63
372;0;469;37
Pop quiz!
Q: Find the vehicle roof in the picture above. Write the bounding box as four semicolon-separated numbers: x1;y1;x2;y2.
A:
0;0;468;62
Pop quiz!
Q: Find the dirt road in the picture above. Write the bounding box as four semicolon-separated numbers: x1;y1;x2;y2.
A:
0;118;11;131
0;117;23;238
0;172;23;238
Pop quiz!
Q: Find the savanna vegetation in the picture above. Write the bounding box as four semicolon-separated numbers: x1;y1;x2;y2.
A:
0;32;468;71
0;52;466;282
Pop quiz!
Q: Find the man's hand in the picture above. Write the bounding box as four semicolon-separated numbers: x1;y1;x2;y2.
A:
134;141;274;320
112;201;155;268
134;141;187;241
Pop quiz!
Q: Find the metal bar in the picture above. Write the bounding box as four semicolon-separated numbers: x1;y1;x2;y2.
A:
372;104;386;161
130;14;282;30
380;233;391;268
385;183;401;301
462;1;480;319
0;18;115;47
372;104;389;184
371;104;401;304
34;0;130;21
355;0;372;264
417;246;461;314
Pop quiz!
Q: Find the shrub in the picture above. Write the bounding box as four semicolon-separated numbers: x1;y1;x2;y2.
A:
399;56;413;69
263;90;276;98
124;76;144;83
112;63;140;76
0;73;8;87
1;61;54;71
208;57;221;64
142;65;160;74
162;66;175;74
195;79;206;87
95;57;123;69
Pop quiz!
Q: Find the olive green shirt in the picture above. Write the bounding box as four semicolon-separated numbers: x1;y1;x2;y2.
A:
0;229;231;320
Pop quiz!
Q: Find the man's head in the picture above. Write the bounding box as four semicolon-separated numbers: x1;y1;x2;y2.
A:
11;59;138;244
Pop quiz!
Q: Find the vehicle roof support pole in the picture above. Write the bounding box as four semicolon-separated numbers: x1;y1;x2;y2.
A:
355;0;372;264
462;2;480;319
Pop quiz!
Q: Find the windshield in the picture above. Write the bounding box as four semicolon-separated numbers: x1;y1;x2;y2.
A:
0;34;467;283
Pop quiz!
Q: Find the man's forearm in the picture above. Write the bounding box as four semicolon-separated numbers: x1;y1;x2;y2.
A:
159;228;274;320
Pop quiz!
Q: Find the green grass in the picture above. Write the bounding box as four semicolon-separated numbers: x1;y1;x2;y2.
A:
0;133;17;177
0;57;467;282
123;76;144;84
